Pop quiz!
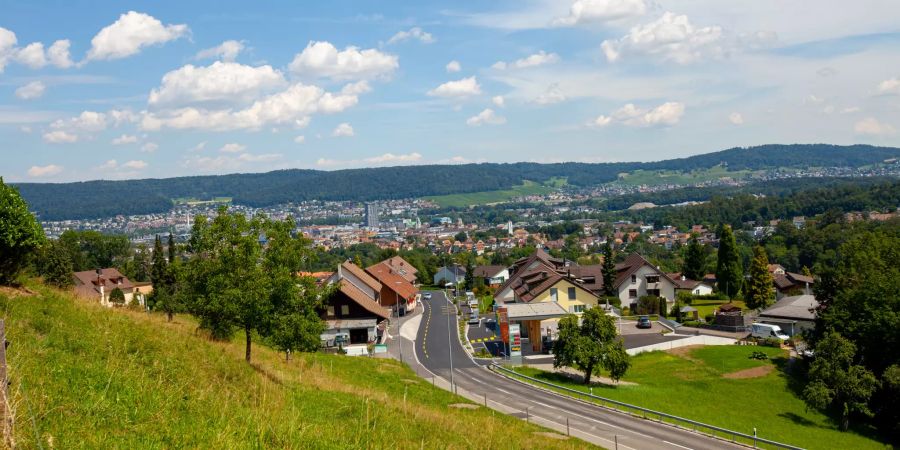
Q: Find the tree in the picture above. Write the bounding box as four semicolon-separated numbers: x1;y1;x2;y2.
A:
270;275;330;360
40;240;74;288
553;307;630;384
601;239;616;296
57;230;130;271
464;255;475;290
715;224;743;299
167;233;177;264
682;235;706;281
454;231;467;243
803;332;879;431
108;287;126;305
744;246;775;310
0;177;45;285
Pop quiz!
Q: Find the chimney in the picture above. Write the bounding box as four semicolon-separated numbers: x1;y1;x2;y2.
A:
681;275;686;281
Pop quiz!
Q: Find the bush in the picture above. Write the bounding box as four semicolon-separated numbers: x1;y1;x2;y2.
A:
599;296;621;308
704;313;716;323
682;320;703;327
621;306;630;316
695;293;729;301
749;351;769;360
658;297;668;318
108;287;126;305
763;337;784;347
676;291;694;305
637;296;661;315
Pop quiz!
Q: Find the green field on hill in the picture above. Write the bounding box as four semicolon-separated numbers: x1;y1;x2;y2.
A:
511;345;887;450
172;196;232;205
2;284;589;449
425;178;565;208
614;166;755;187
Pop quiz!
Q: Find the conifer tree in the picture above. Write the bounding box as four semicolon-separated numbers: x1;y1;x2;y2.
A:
715;224;743;299
601;239;616;296
745;246;775;310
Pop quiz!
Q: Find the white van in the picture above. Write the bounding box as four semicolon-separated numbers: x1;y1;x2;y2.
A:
751;323;790;341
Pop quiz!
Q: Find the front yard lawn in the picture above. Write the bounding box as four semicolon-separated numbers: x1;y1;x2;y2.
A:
511;345;887;450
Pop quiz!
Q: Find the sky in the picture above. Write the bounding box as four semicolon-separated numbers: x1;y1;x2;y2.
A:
2;0;900;182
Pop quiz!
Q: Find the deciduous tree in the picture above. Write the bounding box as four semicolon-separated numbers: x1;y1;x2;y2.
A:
553;307;630;384
40;240;74;289
745;246;775;310
0;177;45;285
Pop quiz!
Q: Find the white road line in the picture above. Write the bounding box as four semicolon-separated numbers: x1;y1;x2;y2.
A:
663;441;694;450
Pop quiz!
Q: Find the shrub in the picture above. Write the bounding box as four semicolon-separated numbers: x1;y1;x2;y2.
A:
599;296;621;308
108;287;126;305
658;297;668;318
763;337;784;347
682;320;703;327
621;306;630;316
749;351;769;360
676;291;694;305
637;296;661;315
704;313;715;323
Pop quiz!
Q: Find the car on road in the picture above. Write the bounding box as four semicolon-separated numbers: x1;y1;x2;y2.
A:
422;292;432;299
468;311;480;325
636;316;652;329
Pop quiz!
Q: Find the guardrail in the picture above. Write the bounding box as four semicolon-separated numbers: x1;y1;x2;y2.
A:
491;364;804;450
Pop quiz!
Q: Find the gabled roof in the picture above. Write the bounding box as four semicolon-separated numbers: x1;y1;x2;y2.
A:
338;279;390;320
366;262;418;300
382;256;418;283
613;253;676;288
73;268;133;293
473;265;507;278
439;264;467;276
759;294;818;321
339;261;382;292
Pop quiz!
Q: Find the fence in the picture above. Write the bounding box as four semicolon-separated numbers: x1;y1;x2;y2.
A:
491;364;804;450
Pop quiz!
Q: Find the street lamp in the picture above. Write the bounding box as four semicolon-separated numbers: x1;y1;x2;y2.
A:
444;282;455;391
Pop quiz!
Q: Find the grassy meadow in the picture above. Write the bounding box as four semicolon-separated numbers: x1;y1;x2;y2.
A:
424;179;563;208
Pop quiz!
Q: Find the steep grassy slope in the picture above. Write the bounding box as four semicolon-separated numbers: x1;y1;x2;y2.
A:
1;285;589;449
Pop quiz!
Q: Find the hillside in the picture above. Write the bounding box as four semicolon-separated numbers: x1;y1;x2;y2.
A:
1;284;587;449
12;144;900;220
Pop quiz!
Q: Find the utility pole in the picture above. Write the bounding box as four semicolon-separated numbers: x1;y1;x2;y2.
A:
446;290;455;391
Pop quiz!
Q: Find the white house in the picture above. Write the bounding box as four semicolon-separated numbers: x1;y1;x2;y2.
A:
433;264;466;286
613;254;678;309
473;265;509;287
668;273;715;296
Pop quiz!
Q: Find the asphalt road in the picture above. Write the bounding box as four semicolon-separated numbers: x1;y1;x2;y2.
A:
415;291;747;450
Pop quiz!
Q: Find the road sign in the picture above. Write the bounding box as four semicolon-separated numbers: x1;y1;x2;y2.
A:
509;323;521;357
497;306;509;343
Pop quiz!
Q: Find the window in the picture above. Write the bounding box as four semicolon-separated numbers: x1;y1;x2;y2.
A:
341;305;349;316
572;304;585;313
327;306;335;317
629;289;638;298
550;288;558;302
568;287;576;300
646;275;660;284
631;274;637;283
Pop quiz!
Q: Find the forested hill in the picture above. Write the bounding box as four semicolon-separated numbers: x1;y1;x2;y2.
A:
13;144;900;220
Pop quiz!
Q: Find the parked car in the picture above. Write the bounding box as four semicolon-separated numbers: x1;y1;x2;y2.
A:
422;292;432;299
467;311;480;325
751;323;789;341
636;316;652;329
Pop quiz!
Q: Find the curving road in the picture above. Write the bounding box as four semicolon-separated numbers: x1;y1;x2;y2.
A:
414;291;749;450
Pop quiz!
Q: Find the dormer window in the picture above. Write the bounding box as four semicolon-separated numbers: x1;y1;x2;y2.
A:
631;274;637;283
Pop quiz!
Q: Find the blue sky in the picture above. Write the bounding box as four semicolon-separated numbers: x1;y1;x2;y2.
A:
2;0;900;182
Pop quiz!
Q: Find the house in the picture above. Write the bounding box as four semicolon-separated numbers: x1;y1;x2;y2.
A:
366;261;419;314
320;262;391;354
473;265;509;287
768;265;814;299
382;256;419;284
758;294;819;337
667;273;715;296
433;264;466;286
73;268;136;307
613;254;678;309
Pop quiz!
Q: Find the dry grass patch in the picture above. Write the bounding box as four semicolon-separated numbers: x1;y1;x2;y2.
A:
723;365;773;379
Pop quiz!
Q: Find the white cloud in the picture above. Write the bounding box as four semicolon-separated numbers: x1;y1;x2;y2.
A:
427;76;481;98
195;40;245;62
332;123;354;137
552;0;648;26
47;40;74;68
86;11;189;61
42;130;79;143
728;112;744;125
15;81;45;100
98;159;118;170
189;141;207;152
148;61;285;107
15;42;47;69
111;134;138;145
122;160;148;169
288;41;398;80
50;110;108;132
804;94;825;105
316;152;423;167
492;95;505;108
237;153;281;163
877;77;900;95
182;153;282;172
27;164;63;177
601;12;726;64
854;117;895;136
140;142;159;153
340;80;372;96
446;60;461;73
293;135;306;144
593;101;685;127
532;83;566;105
0;27;16;73
466;108;507;126
387;27;435;45
219;143;246;153
19;126;32;134
492;51;560;70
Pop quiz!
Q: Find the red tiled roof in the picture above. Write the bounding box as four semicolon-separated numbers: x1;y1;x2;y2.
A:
339;261;382;292
365;262;418;300
383;256;418;283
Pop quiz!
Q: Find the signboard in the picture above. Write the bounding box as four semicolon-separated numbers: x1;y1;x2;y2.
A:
497;307;509;343
509;323;522;357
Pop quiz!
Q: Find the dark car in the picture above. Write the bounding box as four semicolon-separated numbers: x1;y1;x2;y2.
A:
636;316;652;329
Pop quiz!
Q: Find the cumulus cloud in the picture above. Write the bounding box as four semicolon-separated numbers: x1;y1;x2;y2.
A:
15;42;47;68
50;110;109;133
182;152;283;173
728;112;744;125
492;95;505;107
141;142;159;153
111;134;138;145
148;61;285;107
854;117;895;136
195;40;245;62
122;160;148;169
492;51;560;70
98;159;118;170
427;76;481;98
387;27;434;45
593;101;685;127
0;27;16;72
237;153;281;163
332;123;354;137
293;135;306;144
15;81;45;100
340;80;372;96
466;108;507;126
532;83;566;105
552;0;647;26
47;40;74;68
316;152;423;167
27;164;63;177
86;11;189;61
601;12;726;64
42;130;78;143
877;77;900;95
446;60;461;73
219;143;246;153
288;41;398;80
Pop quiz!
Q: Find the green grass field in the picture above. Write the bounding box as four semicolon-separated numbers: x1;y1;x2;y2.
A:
172;196;232;205
689;299;746;318
1;284;591;449
511;345;888;450
615;166;754;187
425;178;565;208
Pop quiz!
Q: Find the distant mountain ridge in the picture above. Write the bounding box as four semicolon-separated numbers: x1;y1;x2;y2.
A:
13;144;900;220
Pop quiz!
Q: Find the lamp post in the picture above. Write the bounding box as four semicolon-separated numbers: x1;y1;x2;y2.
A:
444;282;455;391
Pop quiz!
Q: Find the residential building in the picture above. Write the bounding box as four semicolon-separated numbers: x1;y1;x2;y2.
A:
473;265;509;287
667;273;715;296
382;255;419;284
365;261;419;314
320;262;390;354
73;268;136;307
768;264;815;299
757;294;819;337
433;264;466;286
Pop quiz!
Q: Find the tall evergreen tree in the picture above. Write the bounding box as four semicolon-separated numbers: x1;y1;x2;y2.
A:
715;224;743;299
167;233;176;264
745;246;775;310
150;235;166;287
601;239;616;296
464;254;475;290
682;235;706;281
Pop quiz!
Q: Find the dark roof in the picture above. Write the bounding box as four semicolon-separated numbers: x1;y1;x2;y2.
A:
473;265;506;278
440;265;467;276
338;279;390;320
73;268;133;295
759;294;818;321
339;261;382;292
613;253;676;288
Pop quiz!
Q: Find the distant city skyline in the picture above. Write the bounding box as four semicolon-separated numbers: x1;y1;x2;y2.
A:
2;1;900;182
